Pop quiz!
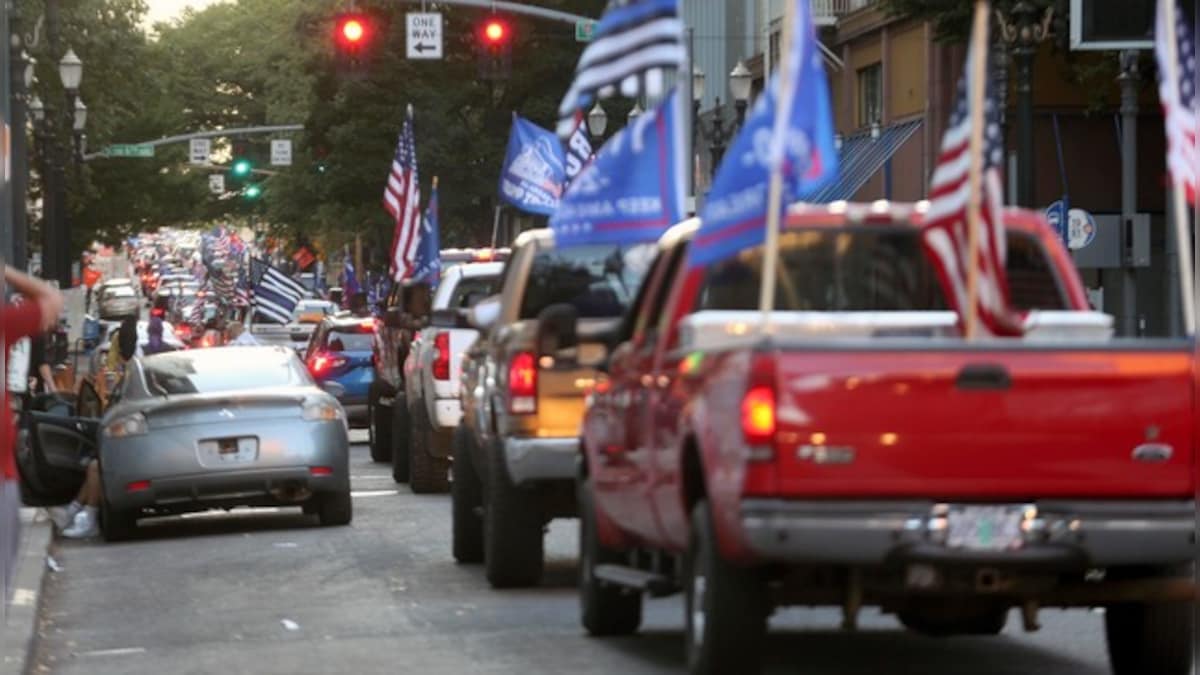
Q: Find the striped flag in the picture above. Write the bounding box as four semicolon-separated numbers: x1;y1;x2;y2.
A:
556;0;686;137
234;267;252;308
921;3;1023;338
1156;0;1197;204
249;258;306;324
384;105;422;282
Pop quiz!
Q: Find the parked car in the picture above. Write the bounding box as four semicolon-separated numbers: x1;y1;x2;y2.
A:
20;346;353;541
97;285;140;320
452;229;655;586
398;261;503;493
574;203;1194;675
304;314;377;428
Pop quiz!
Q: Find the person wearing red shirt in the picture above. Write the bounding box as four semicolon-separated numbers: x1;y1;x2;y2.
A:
3;267;63;605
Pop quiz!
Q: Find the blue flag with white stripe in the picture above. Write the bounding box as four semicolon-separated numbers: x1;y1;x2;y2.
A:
249;258;306;324
689;0;838;268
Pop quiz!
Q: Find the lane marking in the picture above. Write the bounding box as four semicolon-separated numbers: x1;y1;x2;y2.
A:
11;589;35;606
351;490;398;498
78;647;147;657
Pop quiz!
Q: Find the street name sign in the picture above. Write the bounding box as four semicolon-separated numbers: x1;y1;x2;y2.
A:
105;144;154;158
189;138;211;164
575;20;595;42
406;13;443;59
270;139;293;166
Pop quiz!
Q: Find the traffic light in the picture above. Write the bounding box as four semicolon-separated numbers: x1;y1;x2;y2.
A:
335;13;371;54
243;184;262;200
477;16;513;81
231;158;252;178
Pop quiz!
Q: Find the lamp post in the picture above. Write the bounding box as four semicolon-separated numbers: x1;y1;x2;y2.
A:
729;61;752;126
586;101;608;140
627;102;642;123
9;39;34;270
996;2;1053;208
694;62;754;178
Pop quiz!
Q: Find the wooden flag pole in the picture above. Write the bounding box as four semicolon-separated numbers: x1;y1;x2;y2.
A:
758;0;797;329
1161;0;1197;335
963;0;989;341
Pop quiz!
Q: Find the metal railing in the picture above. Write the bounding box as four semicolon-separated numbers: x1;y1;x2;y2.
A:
812;0;878;24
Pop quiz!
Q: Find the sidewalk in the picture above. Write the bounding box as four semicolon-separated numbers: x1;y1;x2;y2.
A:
2;508;53;675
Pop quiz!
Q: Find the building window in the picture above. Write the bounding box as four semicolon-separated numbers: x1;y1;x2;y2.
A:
857;63;882;127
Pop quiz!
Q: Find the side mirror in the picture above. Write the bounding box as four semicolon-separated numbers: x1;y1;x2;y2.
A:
468;295;502;332
431;309;471;329
321;381;346;398
536;303;579;356
384;307;404;329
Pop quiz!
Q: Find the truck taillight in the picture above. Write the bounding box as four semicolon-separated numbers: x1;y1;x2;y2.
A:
508;351;537;414
741;385;776;445
432;331;450;380
741;357;779;496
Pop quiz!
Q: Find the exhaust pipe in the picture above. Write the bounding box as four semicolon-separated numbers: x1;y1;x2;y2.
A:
270;481;313;504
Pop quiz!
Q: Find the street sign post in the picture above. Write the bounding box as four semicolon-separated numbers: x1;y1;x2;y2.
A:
104;144;154;158
270;139;293;166
575;19;595;42
189;138;211;164
406;13;443;59
209;174;225;194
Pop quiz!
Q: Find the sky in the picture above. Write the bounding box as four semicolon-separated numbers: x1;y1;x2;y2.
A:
144;0;223;27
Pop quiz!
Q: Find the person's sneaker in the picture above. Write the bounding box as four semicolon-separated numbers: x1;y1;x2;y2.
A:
62;507;99;539
48;502;82;530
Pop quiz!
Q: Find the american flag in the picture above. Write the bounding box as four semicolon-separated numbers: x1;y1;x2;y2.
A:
384;105;422;282
234;267;252;308
249;258;306;324
921;17;1023;338
555;0;685;137
1156;0;1197;204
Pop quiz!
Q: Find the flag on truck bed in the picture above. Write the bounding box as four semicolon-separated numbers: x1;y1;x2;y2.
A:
384;105;422;282
556;0;685;137
411;177;442;285
920;3;1023;338
249;258;305;325
1156;0;1197;204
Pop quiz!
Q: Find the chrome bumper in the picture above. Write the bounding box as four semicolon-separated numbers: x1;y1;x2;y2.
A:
503;436;578;486
740;499;1196;567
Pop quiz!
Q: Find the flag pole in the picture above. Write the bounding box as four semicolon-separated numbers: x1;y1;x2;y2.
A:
758;0;797;329
1161;0;1196;335
963;0;989;341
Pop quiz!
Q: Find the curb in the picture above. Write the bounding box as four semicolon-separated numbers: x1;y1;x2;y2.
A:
2;509;53;675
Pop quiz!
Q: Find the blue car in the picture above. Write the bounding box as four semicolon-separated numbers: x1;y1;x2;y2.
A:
304;315;376;428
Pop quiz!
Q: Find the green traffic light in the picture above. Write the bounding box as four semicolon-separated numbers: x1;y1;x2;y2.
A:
244;184;262;199
232;158;252;177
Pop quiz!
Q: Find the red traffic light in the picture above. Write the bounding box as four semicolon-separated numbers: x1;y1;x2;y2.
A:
482;19;508;44
335;13;371;50
342;18;365;43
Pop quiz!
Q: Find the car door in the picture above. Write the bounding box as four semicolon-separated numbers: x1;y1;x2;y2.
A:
16;382;102;507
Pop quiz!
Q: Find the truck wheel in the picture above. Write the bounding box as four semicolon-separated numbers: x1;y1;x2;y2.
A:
685;501;767;675
451;425;484;564
368;383;392;463
1105;601;1193;675
409;405;449;494
100;500;137;542
579;478;641;636
317;490;353;526
484;440;544;588
391;394;410;484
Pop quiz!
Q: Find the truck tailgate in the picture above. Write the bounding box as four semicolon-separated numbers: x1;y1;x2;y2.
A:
771;346;1193;499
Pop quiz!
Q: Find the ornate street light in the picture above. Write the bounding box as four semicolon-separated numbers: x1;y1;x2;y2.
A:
729;61;752;125
586;102;608;139
59;48;82;92
28;94;44;122
691;64;706;103
73;98;87;132
996;2;1053;207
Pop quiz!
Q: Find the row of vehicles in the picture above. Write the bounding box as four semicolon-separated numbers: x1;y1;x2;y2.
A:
369;205;1193;675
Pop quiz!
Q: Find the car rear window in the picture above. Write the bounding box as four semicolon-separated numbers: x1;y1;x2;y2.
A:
448;276;498;309
108;287;136;298
141;350;310;395
324;329;373;352
519;244;656;319
699;228;1065;312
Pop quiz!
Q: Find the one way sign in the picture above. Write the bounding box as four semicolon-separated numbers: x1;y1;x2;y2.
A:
406;13;443;60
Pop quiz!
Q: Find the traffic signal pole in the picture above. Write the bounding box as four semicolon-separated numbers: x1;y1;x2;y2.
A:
399;0;592;26
80;124;304;162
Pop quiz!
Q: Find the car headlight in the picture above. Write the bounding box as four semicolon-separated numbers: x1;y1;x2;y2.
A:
302;400;344;423
104;413;148;439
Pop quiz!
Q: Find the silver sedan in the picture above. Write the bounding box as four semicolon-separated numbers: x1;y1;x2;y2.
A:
97;346;351;539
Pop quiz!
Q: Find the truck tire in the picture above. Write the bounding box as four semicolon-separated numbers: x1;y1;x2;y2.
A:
685;501;767;675
391;394;411;484
368;383;392;464
484;439;544;588
1105;600;1193;675
579;478;641;636
100;500;136;543
317;490;353;526
409;405;449;494
451;425;484;564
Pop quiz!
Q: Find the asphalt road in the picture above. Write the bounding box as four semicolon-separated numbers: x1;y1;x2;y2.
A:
30;435;1113;675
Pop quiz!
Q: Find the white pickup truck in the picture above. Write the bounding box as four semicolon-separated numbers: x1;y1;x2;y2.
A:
400;261;504;493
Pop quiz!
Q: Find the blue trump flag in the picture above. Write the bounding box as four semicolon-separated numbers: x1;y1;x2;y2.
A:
499;115;567;216
550;87;687;248
411;178;442;285
341;247;360;301
690;0;838;268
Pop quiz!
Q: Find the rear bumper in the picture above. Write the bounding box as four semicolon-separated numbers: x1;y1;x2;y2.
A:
433;398;461;430
740;499;1196;568
106;466;349;514
503;436;579;486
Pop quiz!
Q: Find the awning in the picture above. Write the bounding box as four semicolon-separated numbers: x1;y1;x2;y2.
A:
808;118;923;203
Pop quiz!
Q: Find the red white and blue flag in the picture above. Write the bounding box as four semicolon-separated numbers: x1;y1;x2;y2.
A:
384;106;422;281
1156;0;1197;204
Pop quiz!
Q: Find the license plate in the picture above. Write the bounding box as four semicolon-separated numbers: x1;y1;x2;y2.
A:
199;437;258;463
945;505;1024;551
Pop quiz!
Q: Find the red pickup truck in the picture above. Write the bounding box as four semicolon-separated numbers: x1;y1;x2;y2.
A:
576;202;1195;675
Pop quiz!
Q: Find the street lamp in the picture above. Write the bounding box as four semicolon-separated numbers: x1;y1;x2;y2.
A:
729;61;752;125
59;48;82;92
73;98;87;132
996;2;1053;207
627;102;642;123
28;94;43;122
692;65;706;103
586;102;608;139
31;47;85;286
694;64;754;178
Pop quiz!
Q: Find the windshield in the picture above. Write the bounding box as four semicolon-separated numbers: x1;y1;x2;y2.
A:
141;350;310;396
519;244;655;319
108;287;136;298
699;229;1065;312
323;329;374;352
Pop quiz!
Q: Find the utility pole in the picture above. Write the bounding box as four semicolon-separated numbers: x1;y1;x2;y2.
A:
1117;50;1139;337
10;10;29;270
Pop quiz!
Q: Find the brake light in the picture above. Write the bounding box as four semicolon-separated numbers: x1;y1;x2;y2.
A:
308;352;346;376
741;356;779;496
309;466;333;477
126;480;151;493
508;351;537;414
360;319;377;332
151;307;165;318
432;331;450;380
473;249;494;261
741;385;776;445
